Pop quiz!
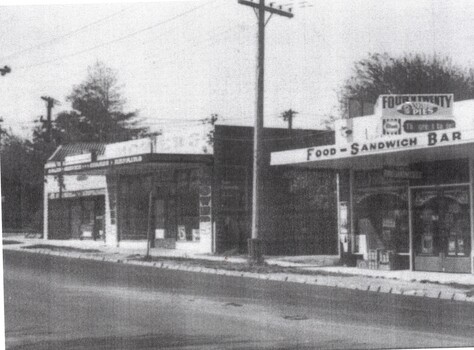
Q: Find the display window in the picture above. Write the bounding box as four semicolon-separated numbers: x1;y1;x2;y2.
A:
119;169;200;242
412;186;471;257
354;190;409;254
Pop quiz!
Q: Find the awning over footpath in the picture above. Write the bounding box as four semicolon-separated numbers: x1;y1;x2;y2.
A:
45;131;213;176
271;127;474;170
271;98;474;170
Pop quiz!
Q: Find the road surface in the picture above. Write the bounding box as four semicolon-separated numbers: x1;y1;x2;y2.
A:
4;250;474;349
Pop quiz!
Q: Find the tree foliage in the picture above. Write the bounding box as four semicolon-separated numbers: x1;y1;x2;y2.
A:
339;53;474;118
33;61;148;145
1;128;45;230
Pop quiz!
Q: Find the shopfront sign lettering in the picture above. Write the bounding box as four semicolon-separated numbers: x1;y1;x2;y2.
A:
403;119;455;133
272;128;470;166
351;137;418;155
306;147;337;160
379;94;453;118
47;155;144;174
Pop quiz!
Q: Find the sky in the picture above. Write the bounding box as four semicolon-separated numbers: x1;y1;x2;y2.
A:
1;0;474;138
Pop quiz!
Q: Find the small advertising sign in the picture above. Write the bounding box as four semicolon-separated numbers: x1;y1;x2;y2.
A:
403;119;455;133
177;225;186;241
383;168;422;180
192;229;200;241
380;94;455;136
155;229;165;239
153;125;213;155
378;94;454;118
102;138;152;160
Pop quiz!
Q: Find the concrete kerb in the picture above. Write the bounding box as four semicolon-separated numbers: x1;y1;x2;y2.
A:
4;245;474;304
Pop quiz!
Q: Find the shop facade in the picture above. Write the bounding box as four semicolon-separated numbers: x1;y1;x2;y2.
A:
271;94;474;273
44;125;337;255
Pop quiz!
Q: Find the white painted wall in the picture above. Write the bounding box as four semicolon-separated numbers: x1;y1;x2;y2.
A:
45;174;106;193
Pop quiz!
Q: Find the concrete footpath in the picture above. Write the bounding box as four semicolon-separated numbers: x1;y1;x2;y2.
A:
3;235;474;303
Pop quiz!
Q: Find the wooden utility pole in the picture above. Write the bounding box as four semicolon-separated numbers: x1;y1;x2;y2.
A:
238;0;293;264
0;65;11;76
281;109;298;130
41;96;58;143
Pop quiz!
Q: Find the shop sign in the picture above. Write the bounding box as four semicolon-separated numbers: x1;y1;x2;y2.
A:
64;153;91;165
403;119;455;133
272;128;469;166
378;94;453;118
48;188;105;199
153;126;213;155
47;155;144;174
102;138;152;159
383;168;422;179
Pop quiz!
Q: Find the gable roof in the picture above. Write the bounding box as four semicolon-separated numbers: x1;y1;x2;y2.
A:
48;143;106;162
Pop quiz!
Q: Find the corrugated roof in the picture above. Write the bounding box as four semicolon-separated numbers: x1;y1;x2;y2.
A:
48;143;106;162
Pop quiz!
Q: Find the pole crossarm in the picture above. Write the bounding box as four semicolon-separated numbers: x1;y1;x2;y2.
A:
238;0;294;18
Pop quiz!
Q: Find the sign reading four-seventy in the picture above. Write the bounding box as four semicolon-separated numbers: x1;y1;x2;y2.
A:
305;130;462;162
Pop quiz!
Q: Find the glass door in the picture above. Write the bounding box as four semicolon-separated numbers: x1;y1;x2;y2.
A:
412;185;471;272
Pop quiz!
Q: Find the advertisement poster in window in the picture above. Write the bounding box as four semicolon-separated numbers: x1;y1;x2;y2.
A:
178;225;186;241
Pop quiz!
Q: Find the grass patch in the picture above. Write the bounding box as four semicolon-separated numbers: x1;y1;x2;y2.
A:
2;240;23;245
22;244;100;253
413;279;473;289
444;282;474;290
131;255;359;277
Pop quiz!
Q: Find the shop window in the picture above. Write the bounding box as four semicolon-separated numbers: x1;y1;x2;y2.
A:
412;186;471;258
354;191;409;254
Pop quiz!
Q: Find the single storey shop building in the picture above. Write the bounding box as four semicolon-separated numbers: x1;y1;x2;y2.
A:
271;94;474;274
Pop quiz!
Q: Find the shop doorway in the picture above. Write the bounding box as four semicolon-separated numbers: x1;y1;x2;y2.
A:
412;185;471;273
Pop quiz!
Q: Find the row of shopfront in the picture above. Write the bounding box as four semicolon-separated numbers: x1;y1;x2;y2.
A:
44;125;335;255
44;94;474;274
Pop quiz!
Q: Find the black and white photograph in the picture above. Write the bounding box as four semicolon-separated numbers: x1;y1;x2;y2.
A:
1;0;474;349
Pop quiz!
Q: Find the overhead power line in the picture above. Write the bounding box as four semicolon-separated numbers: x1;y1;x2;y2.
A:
16;0;218;70
0;4;139;61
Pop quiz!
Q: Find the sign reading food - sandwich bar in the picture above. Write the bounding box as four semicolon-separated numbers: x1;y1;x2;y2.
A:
379;94;455;135
270;127;470;166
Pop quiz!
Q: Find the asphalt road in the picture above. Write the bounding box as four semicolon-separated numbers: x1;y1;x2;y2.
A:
4;250;474;350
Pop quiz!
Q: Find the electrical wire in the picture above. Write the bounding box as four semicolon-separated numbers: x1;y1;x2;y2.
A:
147;23;252;66
0;3;140;61
16;0;219;70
